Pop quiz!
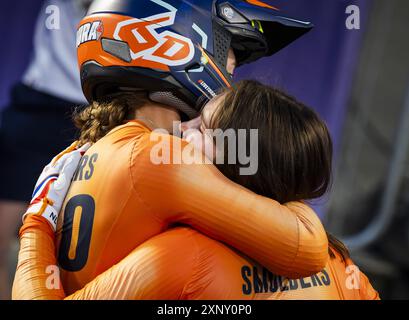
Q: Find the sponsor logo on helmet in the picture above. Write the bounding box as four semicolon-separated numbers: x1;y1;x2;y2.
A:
198;80;217;97
222;6;235;20
76;21;103;47
113;12;194;68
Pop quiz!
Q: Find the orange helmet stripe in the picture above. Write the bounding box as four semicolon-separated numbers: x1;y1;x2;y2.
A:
200;49;231;87
246;0;279;11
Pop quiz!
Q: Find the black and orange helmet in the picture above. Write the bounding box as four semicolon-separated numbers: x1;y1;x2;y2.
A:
77;0;313;118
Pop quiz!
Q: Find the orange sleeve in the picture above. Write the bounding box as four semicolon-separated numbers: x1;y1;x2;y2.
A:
12;215;65;300
66;229;198;300
131;134;328;278
13;220;199;300
67;228;251;300
359;272;380;300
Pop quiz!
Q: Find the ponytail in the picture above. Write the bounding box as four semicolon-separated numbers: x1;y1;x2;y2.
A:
73;92;147;145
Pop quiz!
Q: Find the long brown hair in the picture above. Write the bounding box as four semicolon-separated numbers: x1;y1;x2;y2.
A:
211;80;349;261
73;92;148;145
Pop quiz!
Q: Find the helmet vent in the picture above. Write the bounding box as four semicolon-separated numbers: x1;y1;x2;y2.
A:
213;21;232;69
101;38;132;63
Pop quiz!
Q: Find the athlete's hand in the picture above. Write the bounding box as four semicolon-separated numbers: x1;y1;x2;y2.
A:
22;142;90;231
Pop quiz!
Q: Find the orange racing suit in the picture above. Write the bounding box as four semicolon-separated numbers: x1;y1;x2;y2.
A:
14;222;378;300
13;120;328;299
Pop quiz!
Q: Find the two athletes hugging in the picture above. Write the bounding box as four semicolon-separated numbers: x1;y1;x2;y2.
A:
13;0;378;300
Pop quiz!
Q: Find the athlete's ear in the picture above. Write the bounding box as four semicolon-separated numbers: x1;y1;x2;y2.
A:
226;48;237;76
180;116;201;132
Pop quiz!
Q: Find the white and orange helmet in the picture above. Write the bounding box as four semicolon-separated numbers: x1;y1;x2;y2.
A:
77;0;313;118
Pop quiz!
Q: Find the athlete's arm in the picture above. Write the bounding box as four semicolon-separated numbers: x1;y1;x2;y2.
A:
67;228;208;300
13;216;66;300
12;143;89;300
131;134;328;278
15;222;231;300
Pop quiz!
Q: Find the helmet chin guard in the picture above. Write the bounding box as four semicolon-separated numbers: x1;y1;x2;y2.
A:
149;91;199;120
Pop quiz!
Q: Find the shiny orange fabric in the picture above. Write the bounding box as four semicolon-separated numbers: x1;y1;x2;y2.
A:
66;228;379;300
13;120;328;299
14;222;378;300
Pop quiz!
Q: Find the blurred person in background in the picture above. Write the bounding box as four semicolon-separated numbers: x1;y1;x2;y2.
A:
0;0;92;299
